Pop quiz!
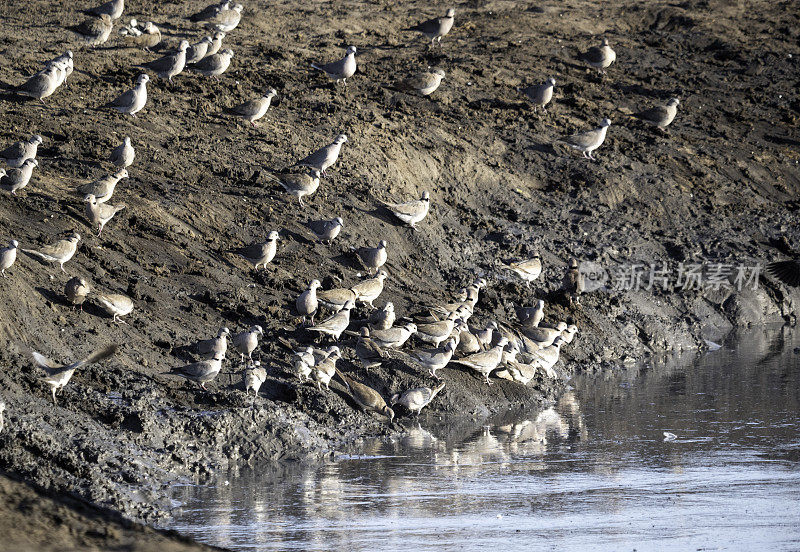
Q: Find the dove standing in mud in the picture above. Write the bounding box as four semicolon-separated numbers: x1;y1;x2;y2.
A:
206;31;226;56
316;287;357;312
563;258;585;302
22;233;80;273
392;68;445;96
310;347;340;391
307;300;354;341
369;302;395;331
523;321;567;349
70;13;113;47
120;20;161;50
474;321;497;350
189;0;230;23
336;370;394;423
109;137;135;169
355;327;386;369
500;254;542;287
531;336;565;372
234;231;279;270
244;360;267;396
293;346;316;382
370;322;417;350
206;3;242;32
580;37;616;73
451;337;508;385
410;339;457;379
293;134;347;174
416;313;459;348
520;78;556;113
104;74;149;116
139;41;189;81
296;280;321;324
561;324;578;344
197;327;229;359
64;276;90;309
87;0;124;19
380;191;430;229
351;270;388;309
1;159;38;195
229;88;276;126
14;64;60;102
303;217;343;244
631;98;680;130
170;353;224;390
96;292;133;323
185;36;214;64
556;118;611;160
1;135;42;168
48;52;73;86
192;48;233;79
518;299;545;328
391;382;445;417
84;194;126;236
233;326;263;361
25;344;117;404
355;240;387;274
406;8;455;47
1;240;18;277
266;169;320;206
78;169;127;203
312;46;357;86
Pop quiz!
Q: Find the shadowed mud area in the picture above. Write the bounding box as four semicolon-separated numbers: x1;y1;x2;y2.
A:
0;0;799;546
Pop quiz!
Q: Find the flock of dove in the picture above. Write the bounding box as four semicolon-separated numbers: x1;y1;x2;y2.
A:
0;0;689;428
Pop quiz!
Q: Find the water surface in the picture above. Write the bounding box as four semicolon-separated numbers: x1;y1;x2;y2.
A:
167;327;800;551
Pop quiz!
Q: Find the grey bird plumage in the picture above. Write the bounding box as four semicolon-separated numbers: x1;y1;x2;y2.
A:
171;354;224;390
520;78;556;112
197;327;230;358
26;344;118;404
563;258;585;300
293;134;347;174
206;3;242;32
500;254;542;287
355;327;387;369
0;239;19;277
316;287;356;312
306;216;344;243
380;191;430;228
518;299;545;328
229;88;276;126
391;382;445;416
234;230;279;270
351;270;388;309
15;65;60;101
232;326;263;361
244;360;267;395
266;169;320;206
87;0;124;20
369;302;395;331
556;118;611;160
206;32;226;56
293;346;316;382
355;240;387;274
632;98;680;129
296;280;321;324
311;46;357;85
410;339;456;379
65;276;90;309
1;159;38;195
1;135;43;168
104;74;149;116
192;48;233;78
579;37;616;73
185;36;213;64
139;41;189;81
189;1;230;23
310;346;340;390
109;137;135;168
393;68;445;96
450;338;508;385
95;292;133;323
120;20;161;50
406;8;455;46
523;322;567;349
370;323;417;349
70;13;113;47
22;233;80;272
83;194;126;236
307;300;354;340
78;168;128;203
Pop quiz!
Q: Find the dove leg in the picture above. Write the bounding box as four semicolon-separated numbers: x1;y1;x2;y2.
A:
51;386;57;404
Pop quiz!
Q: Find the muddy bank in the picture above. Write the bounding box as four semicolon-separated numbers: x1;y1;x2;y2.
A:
0;0;799;540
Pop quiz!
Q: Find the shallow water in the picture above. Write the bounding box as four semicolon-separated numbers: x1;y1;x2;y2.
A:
166;327;800;551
